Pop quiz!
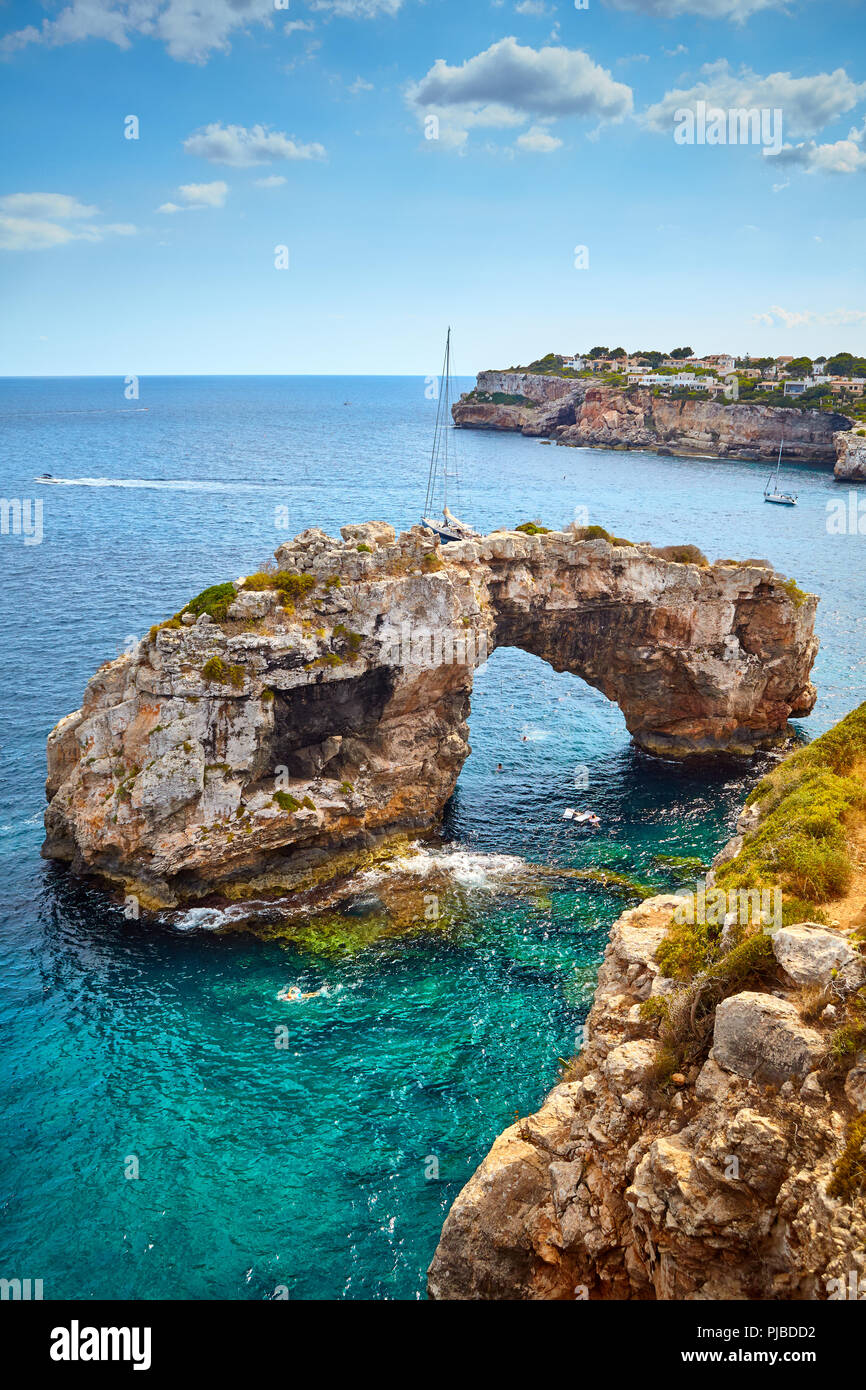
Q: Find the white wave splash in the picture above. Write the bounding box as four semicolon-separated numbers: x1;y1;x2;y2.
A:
164;846;531;930
365;843;528;891
167;902;266;932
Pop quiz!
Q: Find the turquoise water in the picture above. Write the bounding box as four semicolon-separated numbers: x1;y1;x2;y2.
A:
1;376;864;1299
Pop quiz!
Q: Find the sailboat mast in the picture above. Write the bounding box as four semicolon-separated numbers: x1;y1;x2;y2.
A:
443;327;450;513
423;328;451;519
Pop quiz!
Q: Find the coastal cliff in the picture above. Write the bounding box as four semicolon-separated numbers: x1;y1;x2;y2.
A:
454;372;850;464
834;429;866;481
43;521;817;908
428;704;866;1300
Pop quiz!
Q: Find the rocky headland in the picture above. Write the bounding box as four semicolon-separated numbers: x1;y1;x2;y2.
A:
428;703;866;1300
834;428;866;481
43;521;817;910
454;372;852;466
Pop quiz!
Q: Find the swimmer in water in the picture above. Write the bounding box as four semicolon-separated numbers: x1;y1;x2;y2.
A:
277;985;325;1002
495;762;503;772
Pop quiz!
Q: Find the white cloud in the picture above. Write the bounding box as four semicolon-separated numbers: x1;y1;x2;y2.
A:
643;61;866;139
309;0;402;13
515;124;563;152
514;1;549;13
0;217;80;251
0;192;98;220
254;175;287;189
0;1;275;63
606;0;787;17
349;76;374;93
0;0;399;64
765;119;866;175
407;37;632;148
157;181;228;214
178;181;228;207
183;122;326;167
754;305;866;328
0;195;137;252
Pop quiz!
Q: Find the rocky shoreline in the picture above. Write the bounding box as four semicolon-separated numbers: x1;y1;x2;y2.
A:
428;706;866;1300
453;371;854;468
43;521;818;909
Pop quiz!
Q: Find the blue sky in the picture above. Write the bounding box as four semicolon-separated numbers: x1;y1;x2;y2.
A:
0;0;864;374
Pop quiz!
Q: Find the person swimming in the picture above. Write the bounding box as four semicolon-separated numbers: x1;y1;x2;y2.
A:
277;984;326;1002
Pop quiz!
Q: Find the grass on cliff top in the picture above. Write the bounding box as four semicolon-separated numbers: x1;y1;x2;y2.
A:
656;701;866;982
572;524;636;547
242;570;317;610
467;390;534;407
780;576;812;607
186;582;237;623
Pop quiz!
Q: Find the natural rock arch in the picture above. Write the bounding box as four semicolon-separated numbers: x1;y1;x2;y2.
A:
44;522;817;907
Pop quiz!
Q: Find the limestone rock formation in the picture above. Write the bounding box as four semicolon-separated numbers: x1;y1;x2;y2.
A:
771;922;865;991
711;993;824;1085
427;895;866;1301
834;428;866;481
454;373;850;464
43;522;817;907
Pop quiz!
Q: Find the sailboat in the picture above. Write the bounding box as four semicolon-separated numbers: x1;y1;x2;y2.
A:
421;328;479;543
763;439;798;506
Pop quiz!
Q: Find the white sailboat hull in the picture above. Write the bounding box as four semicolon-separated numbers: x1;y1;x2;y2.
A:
763;440;797;505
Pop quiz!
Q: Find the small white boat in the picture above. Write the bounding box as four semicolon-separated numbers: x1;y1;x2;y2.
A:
562;808;601;825
764;440;798;506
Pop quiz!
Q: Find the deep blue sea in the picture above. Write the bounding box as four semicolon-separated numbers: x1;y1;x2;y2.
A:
1;376;864;1300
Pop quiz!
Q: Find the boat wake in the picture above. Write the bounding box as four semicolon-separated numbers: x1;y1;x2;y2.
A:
34;476;276;491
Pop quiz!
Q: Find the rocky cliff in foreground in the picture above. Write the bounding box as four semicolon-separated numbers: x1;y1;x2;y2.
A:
43;521;817;908
454;373;851;465
429;704;866;1300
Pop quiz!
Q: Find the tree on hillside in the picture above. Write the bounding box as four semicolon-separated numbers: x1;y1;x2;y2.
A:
670;346;694;359
587;346;610;359
787;356;813;377
825;352;866;378
610;347;626;358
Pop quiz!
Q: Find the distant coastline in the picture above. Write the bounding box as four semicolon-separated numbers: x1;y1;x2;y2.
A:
453;370;856;469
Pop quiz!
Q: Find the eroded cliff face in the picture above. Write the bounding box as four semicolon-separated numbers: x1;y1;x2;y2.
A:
563;388;847;463
834;429;866;481
428;887;866;1302
43;522;817;907
454;374;850;464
